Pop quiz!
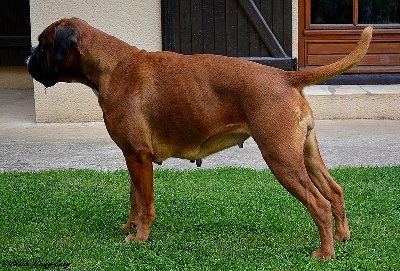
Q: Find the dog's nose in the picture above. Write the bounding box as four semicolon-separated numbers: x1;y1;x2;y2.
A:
26;47;37;66
29;46;37;57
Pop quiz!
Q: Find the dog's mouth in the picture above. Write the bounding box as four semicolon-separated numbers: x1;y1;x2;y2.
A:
27;65;58;88
27;50;58;88
38;75;58;88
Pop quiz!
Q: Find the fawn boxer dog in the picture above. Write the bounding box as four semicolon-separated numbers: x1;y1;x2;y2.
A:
27;18;372;259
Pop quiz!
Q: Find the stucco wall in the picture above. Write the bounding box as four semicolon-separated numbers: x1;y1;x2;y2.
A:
0;67;33;89
292;0;299;58
30;0;161;122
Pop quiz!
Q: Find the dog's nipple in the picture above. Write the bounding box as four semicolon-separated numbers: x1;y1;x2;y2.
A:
196;159;202;167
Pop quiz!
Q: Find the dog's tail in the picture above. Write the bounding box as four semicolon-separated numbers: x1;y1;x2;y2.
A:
287;26;373;88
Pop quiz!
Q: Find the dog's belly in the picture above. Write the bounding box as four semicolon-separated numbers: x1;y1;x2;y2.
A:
177;132;250;160
152;126;250;162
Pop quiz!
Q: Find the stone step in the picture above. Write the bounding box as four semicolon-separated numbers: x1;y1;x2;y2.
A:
304;85;400;119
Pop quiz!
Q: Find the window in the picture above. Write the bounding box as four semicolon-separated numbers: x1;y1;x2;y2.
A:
311;0;352;24
311;0;400;25
359;0;400;24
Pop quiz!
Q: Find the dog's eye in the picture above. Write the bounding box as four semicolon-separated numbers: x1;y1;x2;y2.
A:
37;36;47;54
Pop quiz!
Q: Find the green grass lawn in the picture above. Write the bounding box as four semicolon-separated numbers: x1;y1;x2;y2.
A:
0;166;399;270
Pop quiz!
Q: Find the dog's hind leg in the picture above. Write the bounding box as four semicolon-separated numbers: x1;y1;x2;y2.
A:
252;130;335;260
122;149;157;243
304;129;350;242
120;183;139;232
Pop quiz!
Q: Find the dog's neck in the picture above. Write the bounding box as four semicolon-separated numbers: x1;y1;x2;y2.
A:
75;24;141;94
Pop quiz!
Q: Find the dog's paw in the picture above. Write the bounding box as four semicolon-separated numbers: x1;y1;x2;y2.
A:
125;233;136;243
311;249;335;260
333;230;351;242
124;233;148;243
120;223;137;232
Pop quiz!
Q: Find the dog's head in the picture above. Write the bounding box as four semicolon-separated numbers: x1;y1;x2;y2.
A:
27;18;84;88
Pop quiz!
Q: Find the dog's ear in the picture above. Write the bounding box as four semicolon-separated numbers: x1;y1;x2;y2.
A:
53;23;78;63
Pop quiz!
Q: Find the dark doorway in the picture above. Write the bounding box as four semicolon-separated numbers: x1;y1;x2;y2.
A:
162;0;296;70
0;0;31;66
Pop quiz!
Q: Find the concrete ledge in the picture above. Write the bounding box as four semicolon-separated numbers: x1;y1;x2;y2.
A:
34;82;102;123
0;67;33;89
2;85;399;123
305;85;400;119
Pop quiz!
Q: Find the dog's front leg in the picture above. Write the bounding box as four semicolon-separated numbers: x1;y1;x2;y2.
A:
122;149;157;243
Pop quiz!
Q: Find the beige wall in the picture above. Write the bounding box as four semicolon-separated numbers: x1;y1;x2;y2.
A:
0;67;33;89
30;0;161;122
292;0;299;58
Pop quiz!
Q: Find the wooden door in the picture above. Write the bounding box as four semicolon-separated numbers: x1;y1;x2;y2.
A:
162;0;296;70
299;0;400;74
0;0;31;66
